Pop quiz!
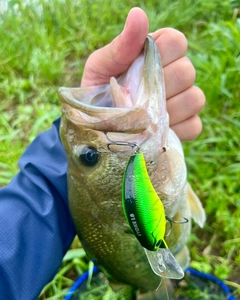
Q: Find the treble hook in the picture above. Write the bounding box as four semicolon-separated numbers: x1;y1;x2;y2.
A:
97;132;140;154
165;216;189;237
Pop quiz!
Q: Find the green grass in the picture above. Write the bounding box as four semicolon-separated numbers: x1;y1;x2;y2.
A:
1;0;240;299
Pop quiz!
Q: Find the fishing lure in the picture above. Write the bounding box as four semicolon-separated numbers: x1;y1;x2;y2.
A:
122;152;184;279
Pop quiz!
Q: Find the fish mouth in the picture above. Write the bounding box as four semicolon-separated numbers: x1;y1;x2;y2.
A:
58;35;167;134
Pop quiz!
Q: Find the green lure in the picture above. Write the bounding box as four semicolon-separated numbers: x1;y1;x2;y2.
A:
122;152;167;251
122;152;184;279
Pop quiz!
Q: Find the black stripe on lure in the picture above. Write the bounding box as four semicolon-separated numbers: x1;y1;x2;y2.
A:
122;152;184;279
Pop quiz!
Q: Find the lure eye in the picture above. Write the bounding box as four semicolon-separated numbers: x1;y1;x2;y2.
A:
79;146;99;166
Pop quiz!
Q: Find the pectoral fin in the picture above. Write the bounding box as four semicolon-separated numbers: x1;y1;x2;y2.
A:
187;182;206;228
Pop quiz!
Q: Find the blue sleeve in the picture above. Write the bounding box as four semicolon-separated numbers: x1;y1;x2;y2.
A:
0;118;76;300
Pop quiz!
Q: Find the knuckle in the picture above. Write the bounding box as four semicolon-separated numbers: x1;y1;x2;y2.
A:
171;115;203;141
169;30;188;55
188;115;203;139
173;57;196;89
188;86;206;114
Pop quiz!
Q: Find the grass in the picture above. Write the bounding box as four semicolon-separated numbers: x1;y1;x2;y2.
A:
0;0;240;299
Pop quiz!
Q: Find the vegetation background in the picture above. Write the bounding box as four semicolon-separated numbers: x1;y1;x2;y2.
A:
0;0;240;299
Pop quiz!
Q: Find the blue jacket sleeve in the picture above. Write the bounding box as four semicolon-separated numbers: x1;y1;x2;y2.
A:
0;118;76;300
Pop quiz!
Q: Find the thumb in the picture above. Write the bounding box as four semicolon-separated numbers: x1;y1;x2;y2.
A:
81;7;149;87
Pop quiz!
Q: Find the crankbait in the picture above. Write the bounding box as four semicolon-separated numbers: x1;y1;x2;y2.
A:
122;152;184;279
97;134;185;279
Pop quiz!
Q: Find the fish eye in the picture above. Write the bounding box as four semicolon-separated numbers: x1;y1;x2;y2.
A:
79;146;99;166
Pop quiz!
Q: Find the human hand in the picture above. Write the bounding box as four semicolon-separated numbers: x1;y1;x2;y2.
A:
81;8;205;141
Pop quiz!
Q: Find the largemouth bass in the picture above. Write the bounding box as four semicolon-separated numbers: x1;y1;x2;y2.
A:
59;36;205;294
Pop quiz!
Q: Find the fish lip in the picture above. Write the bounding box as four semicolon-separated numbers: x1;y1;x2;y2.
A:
141;35;164;93
58;86;138;116
58;86;128;113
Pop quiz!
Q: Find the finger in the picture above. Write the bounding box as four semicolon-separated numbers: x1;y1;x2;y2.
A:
167;86;206;126
150;28;188;67
164;56;196;99
170;115;203;141
81;7;149;87
109;7;149;71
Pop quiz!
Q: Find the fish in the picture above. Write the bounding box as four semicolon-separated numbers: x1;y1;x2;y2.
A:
59;35;206;297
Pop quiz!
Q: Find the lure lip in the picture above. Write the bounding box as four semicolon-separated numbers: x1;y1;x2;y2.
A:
144;248;184;279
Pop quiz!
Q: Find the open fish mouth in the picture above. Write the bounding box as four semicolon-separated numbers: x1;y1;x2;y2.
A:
58;35;168;139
